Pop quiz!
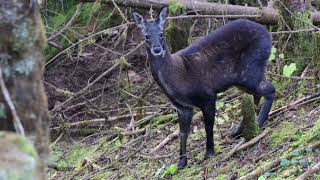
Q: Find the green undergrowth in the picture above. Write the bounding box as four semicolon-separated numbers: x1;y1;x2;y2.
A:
43;0;122;60
269;121;298;148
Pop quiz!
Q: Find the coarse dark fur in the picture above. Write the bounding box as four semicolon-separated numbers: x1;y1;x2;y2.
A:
132;7;275;168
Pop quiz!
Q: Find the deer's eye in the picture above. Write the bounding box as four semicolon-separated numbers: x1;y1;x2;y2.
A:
145;35;150;40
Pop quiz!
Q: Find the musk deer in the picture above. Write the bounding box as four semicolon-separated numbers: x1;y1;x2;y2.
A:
132;7;275;168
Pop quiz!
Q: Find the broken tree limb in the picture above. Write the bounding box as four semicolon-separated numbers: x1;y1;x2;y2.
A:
150;129;180;153
269;92;320;118
296;162;320;180
151;111;203;153
223;129;269;161
83;0;320;25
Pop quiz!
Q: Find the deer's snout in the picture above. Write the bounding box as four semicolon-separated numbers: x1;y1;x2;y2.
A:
151;46;163;56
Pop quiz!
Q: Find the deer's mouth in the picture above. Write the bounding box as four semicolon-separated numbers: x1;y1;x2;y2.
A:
151;48;166;57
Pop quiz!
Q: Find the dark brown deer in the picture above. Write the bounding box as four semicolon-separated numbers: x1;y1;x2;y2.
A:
132;7;275;168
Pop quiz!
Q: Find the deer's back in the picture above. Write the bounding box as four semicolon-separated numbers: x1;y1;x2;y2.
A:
170;19;272;95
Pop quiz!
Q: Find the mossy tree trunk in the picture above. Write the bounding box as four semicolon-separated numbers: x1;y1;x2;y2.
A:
0;0;49;178
165;1;191;53
276;0;317;72
239;95;260;140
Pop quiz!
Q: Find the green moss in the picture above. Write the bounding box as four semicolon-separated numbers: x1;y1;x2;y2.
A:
240;95;260;140
166;23;189;53
57;142;96;169
153;113;177;126
92;172;113;180
43;1;122;60
270;121;297;148
169;0;186;15
293;119;320;147
12;134;38;158
216;174;228;180
172;165;202;180
0;103;7;118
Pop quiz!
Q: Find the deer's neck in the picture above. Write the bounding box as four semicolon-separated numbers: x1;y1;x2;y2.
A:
147;45;174;74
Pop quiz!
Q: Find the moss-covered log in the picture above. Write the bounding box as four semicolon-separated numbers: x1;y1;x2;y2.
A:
0;0;49;178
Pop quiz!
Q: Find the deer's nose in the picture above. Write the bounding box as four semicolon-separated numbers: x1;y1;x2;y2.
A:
152;46;162;54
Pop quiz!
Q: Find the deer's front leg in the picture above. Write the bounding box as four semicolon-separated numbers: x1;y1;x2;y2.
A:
177;106;193;169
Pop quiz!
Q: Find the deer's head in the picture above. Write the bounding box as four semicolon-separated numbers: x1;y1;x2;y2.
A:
132;7;168;57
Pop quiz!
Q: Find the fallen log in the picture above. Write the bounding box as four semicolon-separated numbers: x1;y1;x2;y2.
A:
82;0;320;25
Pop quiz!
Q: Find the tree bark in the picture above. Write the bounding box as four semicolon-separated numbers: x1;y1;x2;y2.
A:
0;0;49;178
82;0;320;25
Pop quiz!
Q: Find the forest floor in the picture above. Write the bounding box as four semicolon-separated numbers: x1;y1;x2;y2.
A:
45;23;320;180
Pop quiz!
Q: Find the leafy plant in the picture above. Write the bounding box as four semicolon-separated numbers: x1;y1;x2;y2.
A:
283;63;297;77
169;0;186;15
216;102;225;110
164;164;178;176
269;46;277;62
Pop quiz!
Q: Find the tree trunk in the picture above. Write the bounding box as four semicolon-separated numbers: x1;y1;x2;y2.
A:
0;0;49;178
239;95;260;140
276;0;319;73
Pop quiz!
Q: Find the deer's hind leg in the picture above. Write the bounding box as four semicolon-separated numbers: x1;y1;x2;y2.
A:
231;78;275;138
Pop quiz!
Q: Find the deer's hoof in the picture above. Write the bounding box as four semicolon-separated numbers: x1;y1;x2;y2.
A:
178;157;187;169
204;150;215;160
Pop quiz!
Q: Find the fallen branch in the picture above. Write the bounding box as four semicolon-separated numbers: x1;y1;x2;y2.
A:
223;129;269;161
83;0;320;25
269;92;320;118
0;68;25;136
151;111;203;153
238;159;281;180
50;112;155;131
123;128;146;136
238;140;320;180
222;138;245;161
296;162;320;180
150;129;180;154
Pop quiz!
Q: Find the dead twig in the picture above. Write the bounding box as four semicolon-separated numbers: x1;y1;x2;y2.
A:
267;71;315;80
50;41;144;113
151;111;203;153
48;3;83;41
269;92;320;118
0;68;24;136
50;112;155;131
223;129;269;161
150;129;180;154
123;128;146;136
222;138;245;161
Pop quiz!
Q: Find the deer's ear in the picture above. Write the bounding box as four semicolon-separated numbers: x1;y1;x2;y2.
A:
157;6;168;30
132;12;145;29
